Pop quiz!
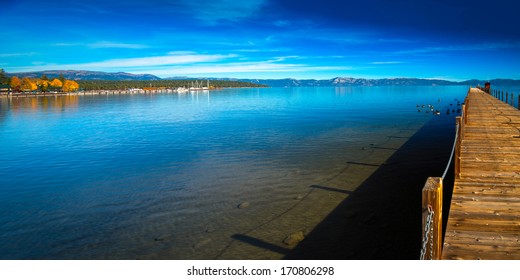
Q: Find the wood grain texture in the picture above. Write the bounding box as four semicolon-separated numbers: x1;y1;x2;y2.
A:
422;177;443;259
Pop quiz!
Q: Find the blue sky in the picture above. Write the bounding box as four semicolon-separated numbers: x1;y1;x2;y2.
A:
1;0;519;80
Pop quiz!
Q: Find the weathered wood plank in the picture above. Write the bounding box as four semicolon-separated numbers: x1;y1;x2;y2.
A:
447;205;520;218
443;245;520;260
462;140;520;147
457;178;520;185
451;189;520;199
458;170;520;178
445;239;520;252
461;163;520;172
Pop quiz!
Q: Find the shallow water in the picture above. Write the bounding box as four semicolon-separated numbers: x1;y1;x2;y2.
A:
0;86;467;259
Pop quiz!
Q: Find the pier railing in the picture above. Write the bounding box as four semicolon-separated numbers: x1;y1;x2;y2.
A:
420;90;468;260
490;89;519;108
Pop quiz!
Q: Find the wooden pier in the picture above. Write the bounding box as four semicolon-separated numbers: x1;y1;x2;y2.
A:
441;88;520;259
423;87;520;259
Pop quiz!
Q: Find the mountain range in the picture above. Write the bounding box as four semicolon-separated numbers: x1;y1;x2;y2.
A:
6;70;520;87
9;70;160;81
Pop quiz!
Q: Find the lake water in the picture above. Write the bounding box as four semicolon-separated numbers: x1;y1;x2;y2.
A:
0;86;468;259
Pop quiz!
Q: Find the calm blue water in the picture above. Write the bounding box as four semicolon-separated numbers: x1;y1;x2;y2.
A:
0;86;467;259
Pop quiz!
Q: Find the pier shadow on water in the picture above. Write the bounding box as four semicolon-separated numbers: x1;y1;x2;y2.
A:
283;112;456;260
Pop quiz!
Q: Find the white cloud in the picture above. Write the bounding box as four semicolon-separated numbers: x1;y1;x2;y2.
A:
8;53;235;72
52;41;150;49
87;41;150;49
72;53;234;68
7;52;353;79
52;42;81;47
167;51;198;55
0;52;37;57
135;61;353;77
370;61;402;65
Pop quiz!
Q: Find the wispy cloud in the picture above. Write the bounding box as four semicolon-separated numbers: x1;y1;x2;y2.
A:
370;61;402;65
395;42;520;55
273;20;291;27
137;60;353;77
52;43;81;47
9;52;236;72
87;41;150;49
52;41;150;49
77;53;235;68
8;51;356;78
0;52;37;57
377;38;416;43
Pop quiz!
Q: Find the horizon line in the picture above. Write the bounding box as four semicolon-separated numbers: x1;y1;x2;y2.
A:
2;69;512;83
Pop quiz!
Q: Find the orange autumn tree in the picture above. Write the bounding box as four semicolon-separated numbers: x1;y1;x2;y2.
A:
36;79;50;92
21;77;37;91
62;80;79;92
10;76;22;91
50;78;62;87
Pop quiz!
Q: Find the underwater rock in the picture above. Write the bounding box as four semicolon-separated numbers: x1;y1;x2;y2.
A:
237;202;250;209
283;231;305;246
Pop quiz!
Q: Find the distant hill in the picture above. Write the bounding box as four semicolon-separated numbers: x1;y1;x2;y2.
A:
7;70;161;81
240;77;520;87
6;70;520;87
238;77;458;87
176;77;520;87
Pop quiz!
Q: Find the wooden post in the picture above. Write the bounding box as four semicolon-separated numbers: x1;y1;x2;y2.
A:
462;100;468;124
506;92;509;104
455;116;462;179
422;177;443;260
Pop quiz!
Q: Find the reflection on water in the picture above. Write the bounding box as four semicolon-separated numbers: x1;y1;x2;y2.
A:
0;87;466;259
1;95;79;113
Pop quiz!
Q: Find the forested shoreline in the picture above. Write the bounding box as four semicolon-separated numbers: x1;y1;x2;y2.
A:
0;68;267;93
77;79;268;90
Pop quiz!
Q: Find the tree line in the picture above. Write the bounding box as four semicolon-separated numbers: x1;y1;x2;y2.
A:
0;69;79;92
76;79;267;90
0;69;267;93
